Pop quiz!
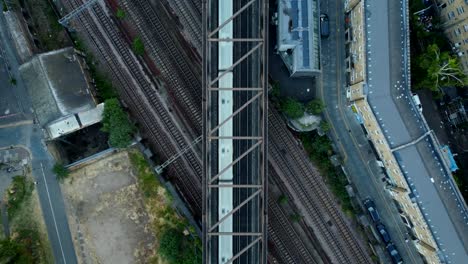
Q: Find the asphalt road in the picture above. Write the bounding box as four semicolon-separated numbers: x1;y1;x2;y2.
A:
318;0;423;263
0;11;77;264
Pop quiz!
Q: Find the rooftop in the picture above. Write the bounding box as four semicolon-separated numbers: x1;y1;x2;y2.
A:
364;0;468;262
19;47;95;126
276;0;320;77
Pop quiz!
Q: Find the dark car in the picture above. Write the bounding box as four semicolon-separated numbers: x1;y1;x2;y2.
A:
320;14;330;38
386;244;403;264
376;223;391;244
363;198;380;223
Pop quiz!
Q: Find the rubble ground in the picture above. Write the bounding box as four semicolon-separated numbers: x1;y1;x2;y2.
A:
61;150;157;264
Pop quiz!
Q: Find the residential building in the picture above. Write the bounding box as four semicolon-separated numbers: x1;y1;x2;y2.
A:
275;0;320;77
437;0;468;72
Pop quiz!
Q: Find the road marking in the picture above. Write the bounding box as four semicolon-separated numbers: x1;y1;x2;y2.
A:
40;162;67;264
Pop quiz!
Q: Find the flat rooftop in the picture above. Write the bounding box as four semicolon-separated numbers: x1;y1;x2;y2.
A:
20;47;95;126
277;0;320;77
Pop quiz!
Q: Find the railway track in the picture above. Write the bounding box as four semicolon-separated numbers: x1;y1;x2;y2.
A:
64;0;203;215
267;174;320;264
268;108;371;264
120;0;202;134
62;0;372;262
165;0;202;52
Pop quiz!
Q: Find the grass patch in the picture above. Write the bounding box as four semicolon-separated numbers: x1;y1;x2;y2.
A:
2;175;54;263
129;151;201;264
301;132;354;215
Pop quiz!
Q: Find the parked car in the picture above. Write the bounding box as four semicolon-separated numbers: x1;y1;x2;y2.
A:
386;243;403;264
412;93;422;112
376;223;391;244
320;14;330;38
363;198;380;223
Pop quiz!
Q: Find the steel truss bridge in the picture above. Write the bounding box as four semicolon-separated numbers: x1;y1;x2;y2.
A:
202;0;268;263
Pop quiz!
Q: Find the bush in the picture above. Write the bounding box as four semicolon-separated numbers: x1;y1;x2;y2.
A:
102;98;134;148
53;163;69;182
281;97;304;119
277;194;288;205
306;99;324;115
159;227;201;264
116;8;125;19
132;37;145;56
320;121;331;132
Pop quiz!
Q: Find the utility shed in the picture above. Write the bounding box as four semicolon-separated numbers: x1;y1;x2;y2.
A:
19;47;95;126
276;0;320;77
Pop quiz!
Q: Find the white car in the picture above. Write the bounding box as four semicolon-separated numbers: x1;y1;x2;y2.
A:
412;93;422;112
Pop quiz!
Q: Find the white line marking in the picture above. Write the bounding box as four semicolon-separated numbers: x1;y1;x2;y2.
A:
40;162;67;264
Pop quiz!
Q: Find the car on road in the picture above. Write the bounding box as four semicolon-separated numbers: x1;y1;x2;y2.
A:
376;223;391;244
386;243;403;264
363;198;380;223
320;14;330;38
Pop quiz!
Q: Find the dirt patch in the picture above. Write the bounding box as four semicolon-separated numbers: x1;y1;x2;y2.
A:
61;151;156;264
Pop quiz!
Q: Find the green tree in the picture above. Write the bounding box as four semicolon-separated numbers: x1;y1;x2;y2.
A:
53;163;69;181
132;37;145;56
102;98;134;148
9;78;16;86
306;99;324;115
281;97;304;119
2;1;7;12
320;120;331;132
415;43;467;92
116;8;125;19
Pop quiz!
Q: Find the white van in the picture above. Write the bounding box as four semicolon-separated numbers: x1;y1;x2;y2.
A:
412;93;422;112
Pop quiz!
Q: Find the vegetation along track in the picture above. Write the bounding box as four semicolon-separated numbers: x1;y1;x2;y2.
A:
64;0;203;215
268;108;372;264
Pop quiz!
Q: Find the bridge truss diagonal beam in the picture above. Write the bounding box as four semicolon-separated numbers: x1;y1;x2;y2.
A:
202;0;268;263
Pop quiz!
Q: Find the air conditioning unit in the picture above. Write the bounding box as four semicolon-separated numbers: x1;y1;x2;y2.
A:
455;42;461;47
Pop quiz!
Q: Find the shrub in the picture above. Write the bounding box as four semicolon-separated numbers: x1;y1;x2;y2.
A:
116;8;125;19
281;97;304;119
102;98;134;148
320;120;331;132
277;194;288;205
132;37;145;56
306;99;324;115
53;163;70;181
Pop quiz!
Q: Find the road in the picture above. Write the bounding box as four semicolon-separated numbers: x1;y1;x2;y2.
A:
0;10;77;264
318;0;424;263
